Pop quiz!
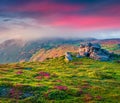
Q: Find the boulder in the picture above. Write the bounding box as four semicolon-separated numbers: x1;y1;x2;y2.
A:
78;43;112;61
65;52;72;61
92;43;101;49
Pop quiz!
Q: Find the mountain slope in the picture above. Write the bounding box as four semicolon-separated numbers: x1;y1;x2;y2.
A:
30;39;120;62
0;38;119;63
0;38;95;63
99;39;120;54
30;45;78;62
0;39;26;63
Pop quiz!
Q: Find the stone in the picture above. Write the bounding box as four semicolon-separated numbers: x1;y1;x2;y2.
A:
80;44;85;48
65;52;72;61
92;43;101;49
79;43;112;61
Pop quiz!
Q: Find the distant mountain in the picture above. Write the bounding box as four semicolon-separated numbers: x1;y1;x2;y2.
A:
97;39;120;45
0;39;26;63
0;38;119;63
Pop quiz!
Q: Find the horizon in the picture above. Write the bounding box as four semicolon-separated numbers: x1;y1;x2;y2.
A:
0;0;120;41
0;37;120;44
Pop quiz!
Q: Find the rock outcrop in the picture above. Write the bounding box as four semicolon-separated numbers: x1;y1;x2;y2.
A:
78;43;112;61
65;52;73;61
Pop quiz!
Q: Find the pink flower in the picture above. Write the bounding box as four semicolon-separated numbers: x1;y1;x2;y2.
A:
39;72;50;76
9;88;22;99
16;70;23;75
35;76;42;80
38;71;50;79
54;86;68;91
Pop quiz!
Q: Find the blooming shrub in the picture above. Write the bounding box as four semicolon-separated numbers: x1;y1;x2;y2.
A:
35;76;42;80
16;70;23;75
9;88;22;99
54;86;68;91
39;72;50;76
36;71;51;79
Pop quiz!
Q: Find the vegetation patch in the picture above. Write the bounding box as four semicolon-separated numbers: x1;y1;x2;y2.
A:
0;57;120;102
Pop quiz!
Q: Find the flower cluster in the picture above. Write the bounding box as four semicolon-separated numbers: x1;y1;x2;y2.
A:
54;86;68;91
16;70;23;75
35;76;42;80
38;72;50;79
9;88;22;99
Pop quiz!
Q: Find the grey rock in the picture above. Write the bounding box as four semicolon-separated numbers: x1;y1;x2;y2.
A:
80;44;85;48
65;52;72;61
92;43;101;49
85;43;92;47
79;43;112;61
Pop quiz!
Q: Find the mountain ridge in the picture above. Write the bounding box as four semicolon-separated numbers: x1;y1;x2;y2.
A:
0;38;120;63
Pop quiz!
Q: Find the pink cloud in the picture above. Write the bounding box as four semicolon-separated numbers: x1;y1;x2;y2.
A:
8;2;84;13
3;2;120;31
45;15;120;30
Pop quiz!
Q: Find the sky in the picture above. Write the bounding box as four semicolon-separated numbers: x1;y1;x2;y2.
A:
0;0;120;41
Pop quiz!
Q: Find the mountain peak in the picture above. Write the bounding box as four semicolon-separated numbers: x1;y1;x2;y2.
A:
0;39;26;48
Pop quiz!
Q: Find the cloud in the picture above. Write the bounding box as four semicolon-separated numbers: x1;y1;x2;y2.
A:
0;0;120;41
45;15;120;30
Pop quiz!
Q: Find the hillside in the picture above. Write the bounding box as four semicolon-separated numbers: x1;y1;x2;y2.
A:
98;39;120;54
0;38;95;63
31;40;120;62
0;39;26;63
0;38;119;63
0;57;120;103
30;45;78;62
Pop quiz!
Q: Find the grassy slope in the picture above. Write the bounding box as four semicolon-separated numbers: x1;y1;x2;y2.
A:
0;57;120;103
30;42;120;63
101;44;120;54
30;45;78;62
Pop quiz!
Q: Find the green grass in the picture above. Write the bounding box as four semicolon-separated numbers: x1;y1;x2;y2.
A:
0;56;120;103
102;44;120;54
